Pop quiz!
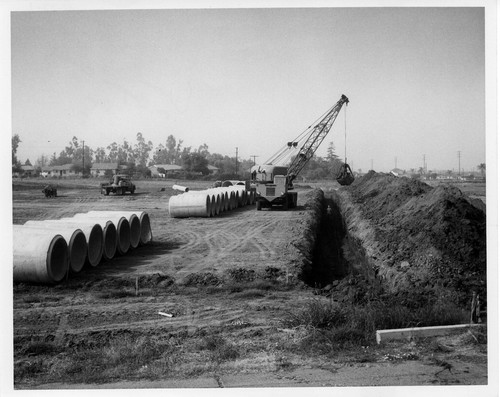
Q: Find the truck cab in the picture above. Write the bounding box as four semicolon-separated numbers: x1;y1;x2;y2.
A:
251;165;297;210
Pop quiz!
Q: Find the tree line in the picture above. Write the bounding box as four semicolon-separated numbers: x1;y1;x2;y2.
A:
12;133;341;180
12;133;486;181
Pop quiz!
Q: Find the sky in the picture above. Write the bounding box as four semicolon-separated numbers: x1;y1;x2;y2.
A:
7;3;491;173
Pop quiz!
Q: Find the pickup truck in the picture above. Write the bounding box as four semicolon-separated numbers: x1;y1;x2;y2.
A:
101;175;136;195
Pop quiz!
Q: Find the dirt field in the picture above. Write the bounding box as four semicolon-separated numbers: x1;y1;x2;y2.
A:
10;176;491;391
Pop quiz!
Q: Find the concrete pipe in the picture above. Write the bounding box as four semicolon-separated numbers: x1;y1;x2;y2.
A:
24;220;103;267
222;191;229;211
84;211;140;249
214;193;221;216
74;212;130;255
83;211;152;246
209;194;217;217
172;184;189;192
69;215;118;259
208;189;224;214
169;192;211;218
13;225;69;284
17;224;87;273
229;191;236;210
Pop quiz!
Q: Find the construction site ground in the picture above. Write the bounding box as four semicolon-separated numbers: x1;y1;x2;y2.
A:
8;177;492;393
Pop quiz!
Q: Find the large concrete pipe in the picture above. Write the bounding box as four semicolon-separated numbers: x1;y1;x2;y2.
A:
13;225;69;284
24;220;103;267
229;191;236;210
172;184;189;192
169;192;211;218
83;211;152;246
69;215;117;259
74;212;130;255
17;224;87;273
228;185;247;207
222;191;229;212
208;189;224;214
209;194;217;217
84;211;140;249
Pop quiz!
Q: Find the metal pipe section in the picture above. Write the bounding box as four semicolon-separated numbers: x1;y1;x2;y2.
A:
16;224;87;273
13;225;69;284
24;220;103;267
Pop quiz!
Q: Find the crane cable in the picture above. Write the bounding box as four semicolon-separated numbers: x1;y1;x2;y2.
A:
264;103;338;165
344;104;347;165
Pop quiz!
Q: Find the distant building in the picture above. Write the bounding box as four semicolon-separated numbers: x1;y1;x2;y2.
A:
91;163;120;177
207;165;219;175
47;164;80;178
149;164;183;178
20;165;35;177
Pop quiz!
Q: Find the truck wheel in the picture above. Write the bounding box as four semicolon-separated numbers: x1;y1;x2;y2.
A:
105;189;110;196
256;200;262;211
282;200;288;211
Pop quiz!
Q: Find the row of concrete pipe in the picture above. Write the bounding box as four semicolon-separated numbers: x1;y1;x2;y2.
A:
13;211;152;284
168;184;256;218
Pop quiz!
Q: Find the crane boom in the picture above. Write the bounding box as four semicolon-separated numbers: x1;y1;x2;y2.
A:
287;94;349;184
252;94;350;211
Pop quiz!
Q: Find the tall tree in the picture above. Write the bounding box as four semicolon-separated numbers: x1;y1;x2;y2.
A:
153;135;183;165
94;147;108;163
12;134;22;173
182;152;209;175
133;132;153;166
477;163;486;178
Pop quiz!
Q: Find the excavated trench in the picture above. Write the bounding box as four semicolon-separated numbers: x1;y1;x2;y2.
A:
302;193;349;287
301;173;487;310
301;190;372;289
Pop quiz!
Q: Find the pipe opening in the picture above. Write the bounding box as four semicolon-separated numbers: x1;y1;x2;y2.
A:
138;213;152;245
116;218;131;255
102;222;117;260
129;215;141;249
68;230;87;273
87;225;104;266
47;236;69;283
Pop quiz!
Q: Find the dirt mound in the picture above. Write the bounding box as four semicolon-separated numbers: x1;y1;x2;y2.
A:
338;172;486;305
182;272;223;286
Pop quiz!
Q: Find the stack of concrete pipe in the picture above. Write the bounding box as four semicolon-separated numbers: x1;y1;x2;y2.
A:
13;210;152;284
168;183;255;218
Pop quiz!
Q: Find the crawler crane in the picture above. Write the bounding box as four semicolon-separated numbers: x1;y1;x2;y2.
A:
251;94;352;210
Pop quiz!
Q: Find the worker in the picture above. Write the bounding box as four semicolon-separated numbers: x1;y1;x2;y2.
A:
326;205;332;216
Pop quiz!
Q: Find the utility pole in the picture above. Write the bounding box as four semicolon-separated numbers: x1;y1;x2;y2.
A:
250;155;258;166
457;151;461;177
82;140;85;176
423;154;426;173
235;147;238;175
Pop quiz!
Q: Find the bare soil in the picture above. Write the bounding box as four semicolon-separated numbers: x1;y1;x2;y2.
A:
10;176;489;390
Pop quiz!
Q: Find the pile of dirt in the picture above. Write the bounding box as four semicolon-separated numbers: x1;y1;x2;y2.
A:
335;172;486;305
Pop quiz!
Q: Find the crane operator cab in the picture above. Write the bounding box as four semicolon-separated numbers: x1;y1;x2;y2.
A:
251;164;288;184
251;164;297;210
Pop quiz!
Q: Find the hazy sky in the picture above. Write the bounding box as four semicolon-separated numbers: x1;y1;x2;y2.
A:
9;5;489;173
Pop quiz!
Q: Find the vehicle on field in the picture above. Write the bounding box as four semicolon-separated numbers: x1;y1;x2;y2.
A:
42;185;57;198
251;94;352;210
100;174;136;195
